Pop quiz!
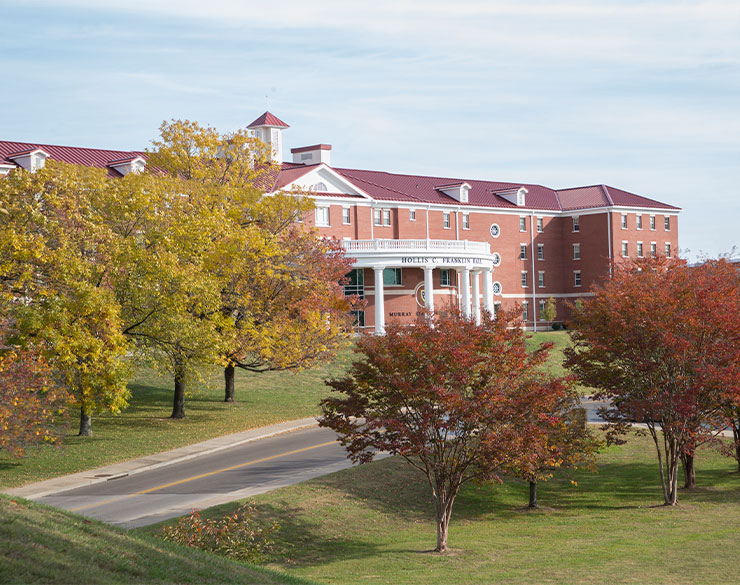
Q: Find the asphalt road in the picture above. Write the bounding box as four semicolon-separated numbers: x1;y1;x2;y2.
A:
37;425;358;528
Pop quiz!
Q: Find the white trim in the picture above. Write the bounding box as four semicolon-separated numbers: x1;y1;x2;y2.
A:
502;292;595;299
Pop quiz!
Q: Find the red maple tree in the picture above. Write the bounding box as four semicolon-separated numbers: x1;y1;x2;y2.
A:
566;257;740;505
320;310;576;552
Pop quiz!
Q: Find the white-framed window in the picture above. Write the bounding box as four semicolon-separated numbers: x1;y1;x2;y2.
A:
521;271;528;287
440;269;452;287
536;217;543;233
520;216;527;232
573;243;581;260
490;223;501;238
410;209;416;221
574;270;581;287
538;271;545;288
637;242;644;257
492;281;502;295
520;244;527;260
636;215;643;230
373;208;382;226
621;214;627;229
315;206;330;227
650;242;657;257
494;302;501;317
573;216;580;232
665;242;671;257
382;209;391;226
664;216;670;231
383;268;402;286
537;243;544;261
342;206;351;225
462;213;470;230
443;212;451;229
492;252;502;266
622;241;628;257
522;301;529;321
650;215;656;230
539;300;546;319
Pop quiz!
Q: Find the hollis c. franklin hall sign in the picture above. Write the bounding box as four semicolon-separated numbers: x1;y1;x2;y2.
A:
400;256;484;266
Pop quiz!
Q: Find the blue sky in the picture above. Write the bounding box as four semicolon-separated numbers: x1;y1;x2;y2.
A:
3;1;739;259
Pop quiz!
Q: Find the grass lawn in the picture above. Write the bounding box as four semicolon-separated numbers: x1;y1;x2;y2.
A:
527;331;596;395
141;434;740;585
0;331;579;489
0;349;354;489
0;495;316;585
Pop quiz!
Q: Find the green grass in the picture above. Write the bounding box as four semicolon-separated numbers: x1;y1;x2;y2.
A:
0;495;316;585
527;331;595;395
0;332;583;489
142;435;740;585
0;350;355;489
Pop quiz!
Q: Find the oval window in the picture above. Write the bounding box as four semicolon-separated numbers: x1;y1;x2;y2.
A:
490;224;500;238
492;252;501;266
492;281;502;296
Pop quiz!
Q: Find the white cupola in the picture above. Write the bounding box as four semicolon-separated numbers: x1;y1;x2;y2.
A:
247;111;290;163
7;148;50;172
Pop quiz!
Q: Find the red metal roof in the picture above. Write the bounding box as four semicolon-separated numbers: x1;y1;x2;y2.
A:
247;111;290;129
0;140;144;177
291;144;332;153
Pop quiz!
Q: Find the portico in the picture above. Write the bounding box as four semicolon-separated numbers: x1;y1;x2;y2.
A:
342;239;498;334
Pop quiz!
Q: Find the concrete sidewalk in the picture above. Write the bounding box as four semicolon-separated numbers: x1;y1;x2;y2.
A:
4;417;320;500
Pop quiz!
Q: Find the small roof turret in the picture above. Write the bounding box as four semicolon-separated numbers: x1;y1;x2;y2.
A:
247;111;290;129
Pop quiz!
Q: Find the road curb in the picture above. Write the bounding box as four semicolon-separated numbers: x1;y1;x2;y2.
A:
3;417;320;500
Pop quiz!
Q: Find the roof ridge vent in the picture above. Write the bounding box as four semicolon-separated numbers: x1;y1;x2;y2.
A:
291;144;332;166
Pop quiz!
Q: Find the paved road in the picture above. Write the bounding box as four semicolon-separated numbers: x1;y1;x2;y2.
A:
35;425;359;528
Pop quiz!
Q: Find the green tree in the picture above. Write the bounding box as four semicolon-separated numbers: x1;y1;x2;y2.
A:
541;296;557;324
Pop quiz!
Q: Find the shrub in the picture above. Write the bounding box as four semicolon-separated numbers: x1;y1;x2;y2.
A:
160;504;278;563
551;322;561;331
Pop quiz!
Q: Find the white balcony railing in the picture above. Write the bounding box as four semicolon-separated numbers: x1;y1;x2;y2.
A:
341;239;490;254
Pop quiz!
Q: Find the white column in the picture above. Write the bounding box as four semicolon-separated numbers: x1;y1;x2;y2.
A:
482;267;493;317
373;266;385;334
460;267;471;319
423;266;435;313
471;270;481;325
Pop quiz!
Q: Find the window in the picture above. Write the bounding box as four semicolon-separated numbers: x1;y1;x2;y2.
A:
538;271;545;288
344;269;364;299
573;216;580;232
462;213;470;230
622;241;628;257
621;214;627;229
650;215;656;230
574;270;581;287
520;244;527;260
573;243;581;260
521;271;528;287
383;268;402;286
539;300;546;319
342;206;351;225
443;212;451;229
650;242;657;257
536;217;543;233
410;209;416;221
382;209;391;226
520;216;527;232
440;269;451;287
315;206;330;227
492;252;501;266
637;242;643;257
490;223;500;238
665;242;671;257
664;216;670;231
636;215;643;230
373;208;382;226
522;302;529;321
350;310;365;328
494;302;501;317
537;243;544;261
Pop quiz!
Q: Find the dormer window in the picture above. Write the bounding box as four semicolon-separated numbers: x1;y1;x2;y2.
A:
108;156;146;176
435;182;471;203
7;148;50;172
495;187;528;207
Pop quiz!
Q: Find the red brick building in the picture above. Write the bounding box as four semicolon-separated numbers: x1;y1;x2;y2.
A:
0;111;680;332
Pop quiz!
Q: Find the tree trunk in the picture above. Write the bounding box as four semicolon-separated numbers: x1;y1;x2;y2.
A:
171;372;186;419
435;505;451;553
224;365;235;403
528;481;538;508
680;452;696;489
78;405;92;437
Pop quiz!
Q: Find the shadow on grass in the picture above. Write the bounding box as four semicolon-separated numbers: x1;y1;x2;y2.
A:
257;502;386;569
